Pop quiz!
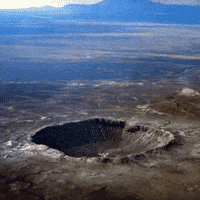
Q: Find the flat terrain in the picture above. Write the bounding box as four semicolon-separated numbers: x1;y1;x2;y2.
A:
1;82;200;200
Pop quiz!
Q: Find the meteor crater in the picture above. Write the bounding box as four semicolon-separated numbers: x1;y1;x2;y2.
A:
31;118;174;161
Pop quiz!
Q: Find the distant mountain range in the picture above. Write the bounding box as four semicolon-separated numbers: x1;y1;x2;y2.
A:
0;0;199;24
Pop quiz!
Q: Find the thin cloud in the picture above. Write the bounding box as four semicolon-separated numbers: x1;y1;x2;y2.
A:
150;0;200;6
0;0;103;9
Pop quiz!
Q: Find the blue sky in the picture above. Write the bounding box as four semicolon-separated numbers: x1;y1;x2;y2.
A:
0;0;200;9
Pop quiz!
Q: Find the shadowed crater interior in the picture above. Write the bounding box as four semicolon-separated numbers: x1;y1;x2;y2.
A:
31;118;125;157
31;118;175;158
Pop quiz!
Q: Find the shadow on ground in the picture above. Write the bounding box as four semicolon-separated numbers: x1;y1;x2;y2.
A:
31;118;126;157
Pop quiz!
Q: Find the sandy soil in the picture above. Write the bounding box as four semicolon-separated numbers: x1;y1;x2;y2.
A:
1;84;200;200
